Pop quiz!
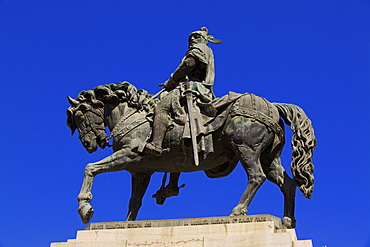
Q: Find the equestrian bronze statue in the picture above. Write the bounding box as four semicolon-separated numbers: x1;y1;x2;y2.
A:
66;28;316;229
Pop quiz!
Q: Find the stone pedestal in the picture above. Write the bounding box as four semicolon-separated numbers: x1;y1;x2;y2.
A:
50;215;312;247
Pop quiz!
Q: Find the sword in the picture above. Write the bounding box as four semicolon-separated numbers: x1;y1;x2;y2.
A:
185;85;199;166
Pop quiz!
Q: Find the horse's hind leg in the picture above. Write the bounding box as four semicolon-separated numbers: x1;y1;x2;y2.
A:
230;144;266;216
264;157;297;228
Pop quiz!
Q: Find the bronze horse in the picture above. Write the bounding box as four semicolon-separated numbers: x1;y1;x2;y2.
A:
67;81;316;228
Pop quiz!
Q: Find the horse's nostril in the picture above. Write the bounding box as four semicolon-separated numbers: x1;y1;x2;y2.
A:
84;141;90;147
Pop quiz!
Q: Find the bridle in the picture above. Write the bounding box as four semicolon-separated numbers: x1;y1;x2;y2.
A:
78;107;107;144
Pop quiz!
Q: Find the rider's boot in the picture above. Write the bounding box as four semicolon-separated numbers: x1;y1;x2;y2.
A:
144;113;169;156
144;142;163;156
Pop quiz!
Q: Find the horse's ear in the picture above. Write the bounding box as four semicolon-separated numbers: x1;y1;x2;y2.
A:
67;96;79;106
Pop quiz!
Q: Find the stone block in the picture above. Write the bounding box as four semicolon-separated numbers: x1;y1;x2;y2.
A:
50;215;313;247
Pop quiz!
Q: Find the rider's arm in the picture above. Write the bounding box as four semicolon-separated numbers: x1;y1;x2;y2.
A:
172;56;197;82
163;56;198;90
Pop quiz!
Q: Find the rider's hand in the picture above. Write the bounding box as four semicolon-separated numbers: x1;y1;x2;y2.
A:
159;77;177;91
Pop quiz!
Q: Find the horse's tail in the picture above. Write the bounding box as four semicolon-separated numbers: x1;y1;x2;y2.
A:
273;103;316;199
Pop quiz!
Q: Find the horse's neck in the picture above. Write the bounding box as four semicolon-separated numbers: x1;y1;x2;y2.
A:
104;102;130;131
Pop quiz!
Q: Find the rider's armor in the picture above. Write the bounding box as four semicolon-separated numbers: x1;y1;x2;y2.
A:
145;27;222;156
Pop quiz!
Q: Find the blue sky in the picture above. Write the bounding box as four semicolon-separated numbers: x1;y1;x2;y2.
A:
1;1;369;246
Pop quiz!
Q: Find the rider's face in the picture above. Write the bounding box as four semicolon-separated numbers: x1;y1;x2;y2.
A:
189;34;206;46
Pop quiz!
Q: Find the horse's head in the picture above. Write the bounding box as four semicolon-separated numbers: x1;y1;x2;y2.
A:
66;82;158;153
67;92;108;154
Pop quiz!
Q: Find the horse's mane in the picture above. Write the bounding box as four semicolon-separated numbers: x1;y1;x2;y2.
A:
67;81;157;134
78;81;157;110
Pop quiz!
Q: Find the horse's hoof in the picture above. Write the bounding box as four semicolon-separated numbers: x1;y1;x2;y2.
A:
230;205;247;216
78;203;94;224
282;217;296;229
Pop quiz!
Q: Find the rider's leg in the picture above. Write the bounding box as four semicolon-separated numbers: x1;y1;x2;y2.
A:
145;97;171;156
170;88;186;125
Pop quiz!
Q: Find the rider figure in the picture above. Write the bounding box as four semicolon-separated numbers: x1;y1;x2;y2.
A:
145;27;222;156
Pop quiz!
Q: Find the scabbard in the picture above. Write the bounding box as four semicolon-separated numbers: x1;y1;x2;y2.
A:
185;91;199;166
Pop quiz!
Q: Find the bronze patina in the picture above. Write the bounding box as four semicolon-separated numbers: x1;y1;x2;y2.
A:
66;28;316;229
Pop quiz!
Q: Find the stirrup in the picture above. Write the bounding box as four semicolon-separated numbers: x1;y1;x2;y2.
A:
143;142;163;156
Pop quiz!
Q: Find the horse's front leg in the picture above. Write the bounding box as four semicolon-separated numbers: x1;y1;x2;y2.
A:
77;172;94;224
126;172;152;221
77;148;131;224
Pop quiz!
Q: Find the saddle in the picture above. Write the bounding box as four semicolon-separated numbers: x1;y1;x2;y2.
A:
172;91;243;158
